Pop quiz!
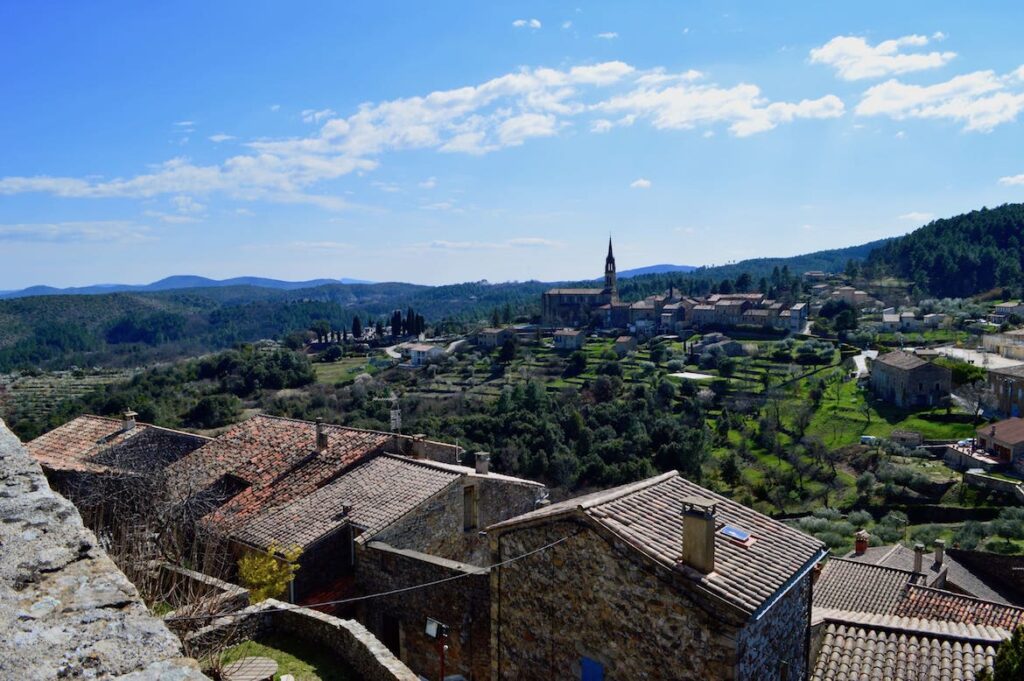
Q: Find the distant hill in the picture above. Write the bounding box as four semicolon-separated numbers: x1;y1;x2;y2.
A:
865;203;1024;298
617;264;697;278
0;275;374;299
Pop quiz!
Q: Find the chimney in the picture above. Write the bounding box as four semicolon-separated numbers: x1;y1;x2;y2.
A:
681;497;717;574
854;529;870;555
474;452;490;475
913;543;925;573
411;434;427;460
316;418;328;453
934;539;945;567
122;410;138;432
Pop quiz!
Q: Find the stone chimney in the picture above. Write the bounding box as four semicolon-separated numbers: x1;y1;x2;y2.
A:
474;452;490;475
934;539;945;567
681;497;717;574
913;543;925;573
315;418;328;453
122;410;138;432
854;529;870;555
410;434;427;460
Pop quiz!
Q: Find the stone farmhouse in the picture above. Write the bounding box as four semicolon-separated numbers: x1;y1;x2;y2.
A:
552;328;585;350
982;328;1024;361
486;471;827;681
988;364;1024;418
477;327;515;348
869;350;951;408
161;414;543;680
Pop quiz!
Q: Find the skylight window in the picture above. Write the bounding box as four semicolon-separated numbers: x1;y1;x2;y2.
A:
720;525;752;543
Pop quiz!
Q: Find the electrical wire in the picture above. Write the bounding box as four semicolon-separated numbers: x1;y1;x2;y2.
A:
164;532;574;623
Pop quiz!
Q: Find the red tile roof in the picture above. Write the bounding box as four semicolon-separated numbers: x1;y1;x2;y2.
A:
894;584;1024;630
166;414;392;533
27;415;208;474
814;558;922;615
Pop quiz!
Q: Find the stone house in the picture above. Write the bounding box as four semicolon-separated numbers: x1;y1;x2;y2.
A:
975;418;1024;473
163;415;543;680
478;327;514;348
553;328;585;351
982;329;1024;361
406;342;444;366
869;350;951;408
612;335;637;356
988;364;1024;418
487;471;827;681
994;301;1024;318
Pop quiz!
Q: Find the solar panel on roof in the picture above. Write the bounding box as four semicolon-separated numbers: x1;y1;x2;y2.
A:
720;525;751;542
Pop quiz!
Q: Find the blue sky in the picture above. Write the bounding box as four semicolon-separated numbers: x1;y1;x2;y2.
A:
2;1;1024;289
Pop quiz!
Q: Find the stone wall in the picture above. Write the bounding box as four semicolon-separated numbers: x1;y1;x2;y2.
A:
186;599;418;681
491;518;748;681
355;541;491;680
736;572;812;681
0;419;208;680
373;475;541;566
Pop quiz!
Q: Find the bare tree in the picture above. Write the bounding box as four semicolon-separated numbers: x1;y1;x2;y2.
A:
955;379;995;422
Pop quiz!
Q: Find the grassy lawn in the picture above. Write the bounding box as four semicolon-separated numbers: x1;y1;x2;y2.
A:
217;634;359;681
313;357;378;385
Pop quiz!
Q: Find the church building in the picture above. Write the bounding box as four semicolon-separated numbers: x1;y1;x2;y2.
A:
541;239;621;327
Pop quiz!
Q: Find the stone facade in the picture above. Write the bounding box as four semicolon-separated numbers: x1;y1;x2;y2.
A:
491;516;814;681
870;353;951;408
356;542;490;680
0;419;208;680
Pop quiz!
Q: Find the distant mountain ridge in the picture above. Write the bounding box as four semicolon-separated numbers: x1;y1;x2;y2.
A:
0;275;375;300
617;264;697;278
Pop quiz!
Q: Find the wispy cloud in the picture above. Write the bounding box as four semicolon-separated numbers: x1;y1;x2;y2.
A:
630;178;652;189
426;237;563;251
287;240;353;252
302;108;337;124
899;211;934;222
999;174;1024;186
513;18;541;29
418;177;437;189
810;33;956;80
562;20;572;29
856;66;1024;132
209;133;235;143
0;60;844;206
0;221;152;243
596;32;619;40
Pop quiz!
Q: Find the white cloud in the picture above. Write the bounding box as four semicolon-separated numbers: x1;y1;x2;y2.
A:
630;178;652;189
235;208;255;216
302;108;337;124
810;34;956;80
899;211;934;222
418;177;437;189
426;238;562;250
856;67;1024;132
287;240;353;252
513;18;541;29
209;133;235;143
596;72;844;137
421;201;454;211
0;221;151;243
371;180;400;193
174;120;195;127
172;195;205;213
596;32;619;40
269;104;281;112
999;174;1024;186
932;31;947;41
562;20;572;29
0;60;842;206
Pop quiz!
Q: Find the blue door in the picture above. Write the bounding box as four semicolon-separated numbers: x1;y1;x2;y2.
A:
581;657;604;681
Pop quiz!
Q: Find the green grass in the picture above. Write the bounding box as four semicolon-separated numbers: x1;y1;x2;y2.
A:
313;357;378;385
217;634;358;681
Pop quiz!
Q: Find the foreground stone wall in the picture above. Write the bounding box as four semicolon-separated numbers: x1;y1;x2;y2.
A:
0;419;207;680
356;541;490;680
491;518;746;681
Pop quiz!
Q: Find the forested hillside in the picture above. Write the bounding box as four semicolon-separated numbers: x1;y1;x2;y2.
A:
864;203;1024;297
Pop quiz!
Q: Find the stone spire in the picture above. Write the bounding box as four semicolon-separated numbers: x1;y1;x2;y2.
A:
604;237;617;295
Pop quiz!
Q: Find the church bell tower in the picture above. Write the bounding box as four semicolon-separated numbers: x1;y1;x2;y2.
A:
603;237;617;297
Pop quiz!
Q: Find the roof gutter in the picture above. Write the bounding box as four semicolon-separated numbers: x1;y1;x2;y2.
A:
753;547;828;621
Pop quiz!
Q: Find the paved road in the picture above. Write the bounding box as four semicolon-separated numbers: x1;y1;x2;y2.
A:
852;349;878;378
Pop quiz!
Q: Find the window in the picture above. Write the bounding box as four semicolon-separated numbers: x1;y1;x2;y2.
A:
581;657;604;681
463;485;478;531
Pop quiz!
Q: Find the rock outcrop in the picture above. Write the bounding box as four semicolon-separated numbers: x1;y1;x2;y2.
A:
0;419;208;680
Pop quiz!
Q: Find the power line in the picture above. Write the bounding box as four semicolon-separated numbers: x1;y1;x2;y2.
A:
164;532;574;623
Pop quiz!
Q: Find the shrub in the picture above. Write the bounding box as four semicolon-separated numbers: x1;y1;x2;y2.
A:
238;544;302;602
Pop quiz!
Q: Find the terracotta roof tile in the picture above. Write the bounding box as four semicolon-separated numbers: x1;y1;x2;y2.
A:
491;471;825;615
874;350;929;371
894;585;1024;630
235;455;461;550
27;415;208;474
814;558;921;615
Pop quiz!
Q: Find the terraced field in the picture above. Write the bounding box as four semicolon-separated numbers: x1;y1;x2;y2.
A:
0;369;135;426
